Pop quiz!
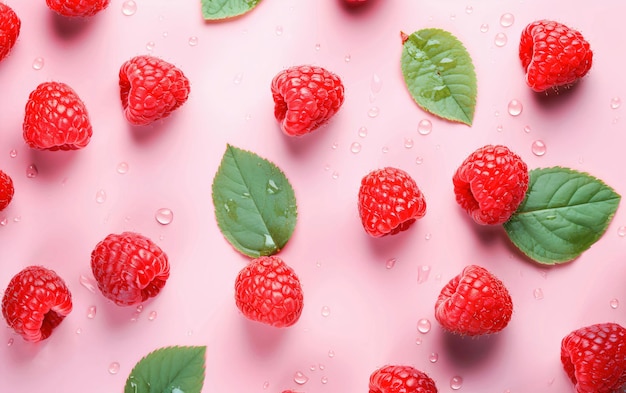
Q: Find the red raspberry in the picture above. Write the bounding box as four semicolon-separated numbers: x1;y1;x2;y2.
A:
453;144;528;225
0;3;20;63
1;266;72;342
561;322;626;393
519;20;593;92
435;265;513;336
119;55;190;126
271;65;345;136
343;0;369;6
358;167;427;237
46;0;110;17
23;81;93;151
91;232;170;306
234;256;303;328
0;170;14;211
369;365;438;393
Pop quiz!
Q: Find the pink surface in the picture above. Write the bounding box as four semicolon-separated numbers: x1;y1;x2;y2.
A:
0;1;625;392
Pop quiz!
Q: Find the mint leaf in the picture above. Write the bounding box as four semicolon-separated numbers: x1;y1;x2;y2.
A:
504;167;621;264
201;0;261;20
211;144;297;257
124;346;206;393
401;28;477;126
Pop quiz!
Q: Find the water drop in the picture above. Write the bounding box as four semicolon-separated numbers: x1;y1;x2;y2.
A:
371;73;383;94
328;350;335;358
294;371;309;385
314;43;321;51
418;119;432;135
233;72;244;85
95;189;107;204
415;337;422;345
480;23;489;33
494;32;508;47
524;125;532;133
382;146;389;154
26;164;38;178
7;338;14;347
9;149;17;158
12;216;20;223
417;318;431;333
75;328;82;335
155;208;173;225
610;298;620;309
79;275;97;293
321;306;331;317
531;140;547;156
417;265;431;284
309;364;317;372
32;57;44;70
321;376;328;384
344;54;351;63
116;162;129;174
263;381;270;389
533;288;544;300
618;226;626;237
465;5;473;14
318;363;325;371
367;106;380;118
148;311;157;321
162;31;168;38
429;352;439;363
0;217;7;226
350;142;362;154
500;13;515;27
145;41;155;51
121;0;137;16
108;362;120;375
415;156;424;165
267;179;280;194
507;99;523;116
87;306;97;319
450;376;463;390
275;25;283;36
496;125;504;132
404;138;414;149
358;126;368;138
611;97;621;109
425;233;432;240
385;257;397;269
188;36;198;46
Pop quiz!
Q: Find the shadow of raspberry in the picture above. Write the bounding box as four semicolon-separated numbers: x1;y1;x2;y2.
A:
440;329;503;368
48;12;98;40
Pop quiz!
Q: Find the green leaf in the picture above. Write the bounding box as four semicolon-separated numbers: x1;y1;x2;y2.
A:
401;28;477;126
124;346;206;393
211;144;298;258
504;167;621;264
201;0;262;20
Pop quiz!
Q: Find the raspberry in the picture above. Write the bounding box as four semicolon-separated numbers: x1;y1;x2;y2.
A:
91;232;170;306
234;256;304;328
561;322;626;393
271;65;345;136
343;0;369;6
46;0;110;17
119;55;190;126
435;265;513;336
0;3;20;63
23;81;93;151
1;266;72;342
0;170;14;211
358;167;427;237
519;20;593;92
453;144;528;225
369;365;438;393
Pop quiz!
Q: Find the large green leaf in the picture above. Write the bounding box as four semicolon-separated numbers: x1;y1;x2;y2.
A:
401;28;477;126
211;144;297;257
124;346;206;393
504;167;621;264
201;0;262;20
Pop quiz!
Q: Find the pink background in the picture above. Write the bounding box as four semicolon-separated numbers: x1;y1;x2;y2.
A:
0;0;625;392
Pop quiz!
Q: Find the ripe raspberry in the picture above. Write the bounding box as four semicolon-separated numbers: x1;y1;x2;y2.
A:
358;167;427;237
435;265;513;336
46;0;110;17
119;55;190;126
369;365;438;393
453;144;528;225
91;232;170;306
0;170;14;211
343;0;369;6
519;20;593;92
234;256;304;328
0;3;20;63
2;266;72;342
561;322;626;393
23;81;93;151
271;65;345;136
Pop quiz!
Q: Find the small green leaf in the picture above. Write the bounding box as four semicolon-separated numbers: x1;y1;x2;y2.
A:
201;0;261;20
401;28;477;126
124;346;206;393
211;144;298;257
504;167;621;264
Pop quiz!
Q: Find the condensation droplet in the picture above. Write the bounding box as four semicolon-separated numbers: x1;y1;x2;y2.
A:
465;5;473;14
524;125;532;133
611;97;621;109
381;146;389;154
404;138;414;149
507;99;523;116
314;43;321;51
321;376;328;384
417;265;431;284
358;126;368;138
116;162;129;174
321;306;331;317
121;0;137;16
318;363;325;371
0;217;7;226
610;298;620;309
263;381;270;389
76;328;82;335
331;142;339;150
533;288;544;300
494;32;508;47
87;306;97;319
328;350;335;358
331;171;339;180
26;164;38;178
9;149;17;158
275;25;283;36
155;208;173;225
618;226;626;237
480;23;489;33
148;311;157;321
429;352;439;363
417;318;431;333
344;54;351;63
496;125;504;132
233;72;244;85
79;275;97;293
95;189;107;204
350;142;362;154
418;119;432;135
367;106;380;118
500;13;515;27
531;140;547;156
188;36;198;46
415;156;424;165
371;73;383;94
294;371;309;385
450;376;463;390
162;31;169;38
108;362;120;375
7;338;14;347
32;57;45;70
145;41;155;51
386;257;397;269
415;337;422;345
12;216;20;223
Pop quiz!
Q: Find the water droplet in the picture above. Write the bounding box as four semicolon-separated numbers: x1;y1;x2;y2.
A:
507;99;523;116
344;54;351;63
275;25;283;36
321;306;331;317
381;146;389;154
87;306;97;319
524;125;532;133
266;179;280;194
425;233;432;240
611;97;621;109
450;376;463;390
533;288;544;300
449;14;456;21
294;371;309;385
417;318;431;333
7;338;14;347
367;106;380;118
465;5;473;14
136;305;143;313
618;226;626;237
418;119;432;135
233;72;244;85
262;381;270;389
12;216;20;223
75;328;82;335
26;164;38;178
116;162;129;174
318;363;325;371
145;41;155;51
95;189;107;204
496;125;504;132
0;217;7;226
121;0;137;16
610;298;620;309
494;110;500;117
79;275;97;293
309;364;317;372
108;362;120;375
148;311;157;321
429;352;439;363
404;138;414;149
321;376;328;384
415;156;424;165
371;73;383;94
155;208;173;225
500;13;515;27
531;140;547;156
188;36;198;46
314;43;321;51
32;57;44;70
358;126;368;138
331;142;339;150
417;265;431;284
386;257;397;269
415;337;422;345
480;23;489;33
9;149;17;158
162;31;169;38
328;350;335;358
350;142;362;154
494;32;508;47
